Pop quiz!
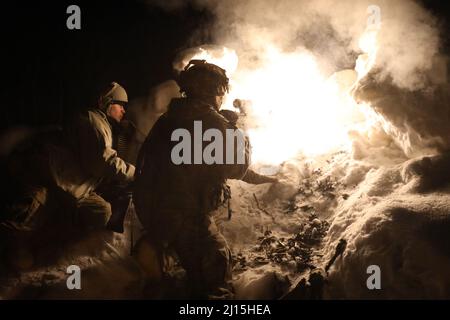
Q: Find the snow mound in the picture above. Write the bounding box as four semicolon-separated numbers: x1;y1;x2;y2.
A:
2;146;449;299
0;224;146;299
324;154;450;299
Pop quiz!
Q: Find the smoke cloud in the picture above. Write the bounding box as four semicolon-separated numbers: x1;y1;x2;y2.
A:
151;0;442;90
149;0;449;158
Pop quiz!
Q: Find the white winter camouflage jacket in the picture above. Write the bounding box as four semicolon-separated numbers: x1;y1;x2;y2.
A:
47;109;135;200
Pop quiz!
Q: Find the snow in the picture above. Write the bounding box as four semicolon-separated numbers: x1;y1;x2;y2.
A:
0;228;146;299
323;154;450;299
209;124;450;299
2;75;450;299
2;141;449;299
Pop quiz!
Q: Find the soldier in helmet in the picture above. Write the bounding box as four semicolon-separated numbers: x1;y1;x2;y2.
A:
134;60;275;299
0;82;135;270
63;82;135;228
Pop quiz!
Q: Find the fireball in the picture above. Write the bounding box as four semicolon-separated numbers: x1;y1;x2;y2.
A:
188;30;380;165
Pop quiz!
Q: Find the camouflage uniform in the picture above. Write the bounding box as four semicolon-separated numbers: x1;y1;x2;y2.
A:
0;108;135;266
134;97;249;298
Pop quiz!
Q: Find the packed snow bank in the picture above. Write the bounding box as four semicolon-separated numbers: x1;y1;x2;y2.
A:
2;135;449;299
216;152;358;299
0;223;146;299
354;73;450;158
1;152;449;299
216;145;450;299
323;153;450;299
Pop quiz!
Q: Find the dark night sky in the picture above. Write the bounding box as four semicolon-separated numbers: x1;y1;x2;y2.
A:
0;0;449;130
1;0;214;129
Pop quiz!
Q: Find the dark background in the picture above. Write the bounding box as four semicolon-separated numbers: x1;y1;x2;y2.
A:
0;0;449;130
1;0;215;129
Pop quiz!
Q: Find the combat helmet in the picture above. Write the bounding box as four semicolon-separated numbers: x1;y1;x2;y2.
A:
178;60;229;97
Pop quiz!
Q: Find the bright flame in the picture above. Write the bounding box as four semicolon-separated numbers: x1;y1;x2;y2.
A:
224;47;359;164
182;31;380;165
356;30;379;79
190;47;239;75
